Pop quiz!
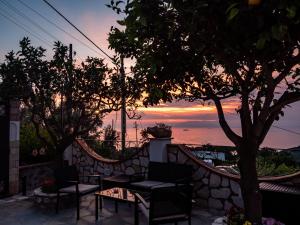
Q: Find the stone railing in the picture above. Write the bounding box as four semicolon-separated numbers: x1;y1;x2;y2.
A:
19;161;56;193
72;139;149;182
167;144;300;214
167;144;242;214
71;140;300;214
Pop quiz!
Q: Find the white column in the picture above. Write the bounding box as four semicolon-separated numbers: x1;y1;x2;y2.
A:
9;100;20;194
149;138;172;162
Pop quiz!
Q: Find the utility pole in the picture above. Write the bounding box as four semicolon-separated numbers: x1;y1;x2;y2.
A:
120;55;126;152
133;121;138;148
61;43;73;135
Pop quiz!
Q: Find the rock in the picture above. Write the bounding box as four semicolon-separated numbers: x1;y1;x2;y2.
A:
208;198;223;209
213;217;227;224
230;180;241;195
224;200;233;211
139;157;148;167
210;174;221;187
203;178;209;185
132;159;140;165
197;186;210;198
125;167;135;175
197;198;208;208
211;188;231;199
125;160;132;167
221;178;229;187
193;167;207;180
232;196;244;208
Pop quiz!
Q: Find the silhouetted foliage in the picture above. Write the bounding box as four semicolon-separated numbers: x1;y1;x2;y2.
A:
108;0;300;223
0;38;122;158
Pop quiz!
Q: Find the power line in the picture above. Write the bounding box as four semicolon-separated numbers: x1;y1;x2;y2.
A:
16;0;107;59
0;0;60;42
0;7;52;48
272;125;300;136
224;110;300;136
42;0;115;63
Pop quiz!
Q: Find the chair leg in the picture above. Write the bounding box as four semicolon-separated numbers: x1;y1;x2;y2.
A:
188;216;192;225
76;194;80;220
56;192;60;214
134;198;139;225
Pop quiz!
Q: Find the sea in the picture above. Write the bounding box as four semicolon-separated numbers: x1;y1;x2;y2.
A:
124;126;300;149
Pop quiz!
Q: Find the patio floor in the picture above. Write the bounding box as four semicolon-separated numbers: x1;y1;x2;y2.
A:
0;194;220;225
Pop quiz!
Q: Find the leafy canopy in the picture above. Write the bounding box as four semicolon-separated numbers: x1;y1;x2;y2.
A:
0;38;122;152
108;0;300;146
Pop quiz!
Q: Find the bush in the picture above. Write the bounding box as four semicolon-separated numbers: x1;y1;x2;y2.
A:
20;123;56;165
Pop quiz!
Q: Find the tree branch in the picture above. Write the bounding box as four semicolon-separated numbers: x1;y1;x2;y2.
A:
213;96;242;146
258;91;300;144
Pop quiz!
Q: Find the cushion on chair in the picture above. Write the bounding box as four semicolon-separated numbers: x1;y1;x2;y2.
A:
131;180;177;189
59;184;99;194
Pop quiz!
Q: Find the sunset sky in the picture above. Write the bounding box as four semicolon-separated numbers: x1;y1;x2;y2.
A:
1;0;300;148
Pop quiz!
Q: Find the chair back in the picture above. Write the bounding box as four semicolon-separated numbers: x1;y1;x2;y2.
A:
148;161;193;183
54;165;79;188
149;184;193;220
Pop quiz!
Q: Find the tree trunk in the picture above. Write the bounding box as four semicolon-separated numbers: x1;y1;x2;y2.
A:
55;140;73;167
238;140;262;224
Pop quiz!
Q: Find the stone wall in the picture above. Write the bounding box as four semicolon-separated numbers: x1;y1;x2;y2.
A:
72;140;243;214
167;144;242;214
167;144;300;213
19;162;56;192
71;140;149;182
71;139;300;214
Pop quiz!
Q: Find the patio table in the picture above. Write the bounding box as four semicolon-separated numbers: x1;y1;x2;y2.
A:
94;187;135;221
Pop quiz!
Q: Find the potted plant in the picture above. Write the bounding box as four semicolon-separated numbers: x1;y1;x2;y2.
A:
141;123;172;140
41;177;57;193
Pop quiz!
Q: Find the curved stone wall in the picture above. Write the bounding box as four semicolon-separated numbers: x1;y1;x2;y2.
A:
71;140;149;182
167;144;300;213
72;140;300;214
167;144;242;214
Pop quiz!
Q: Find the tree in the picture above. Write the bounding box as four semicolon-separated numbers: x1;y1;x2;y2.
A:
108;0;300;223
0;38;121;161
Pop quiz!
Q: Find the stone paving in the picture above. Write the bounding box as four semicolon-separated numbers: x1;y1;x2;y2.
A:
0;194;219;225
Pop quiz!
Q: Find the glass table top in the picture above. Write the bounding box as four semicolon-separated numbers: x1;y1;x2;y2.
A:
95;187;135;202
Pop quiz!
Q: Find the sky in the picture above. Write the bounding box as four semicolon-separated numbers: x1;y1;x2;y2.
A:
0;0;300;148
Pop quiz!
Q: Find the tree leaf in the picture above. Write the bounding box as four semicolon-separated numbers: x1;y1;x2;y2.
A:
256;37;266;50
226;3;239;14
286;6;297;18
271;24;288;41
227;8;239;21
117;20;126;26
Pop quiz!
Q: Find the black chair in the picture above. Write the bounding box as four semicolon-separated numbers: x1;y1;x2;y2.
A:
54;165;101;220
131;162;193;190
102;173;144;189
134;184;193;225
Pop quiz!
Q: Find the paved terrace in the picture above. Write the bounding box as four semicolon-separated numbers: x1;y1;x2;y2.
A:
0;194;219;225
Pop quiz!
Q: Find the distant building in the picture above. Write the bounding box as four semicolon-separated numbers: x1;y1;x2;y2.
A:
192;150;226;161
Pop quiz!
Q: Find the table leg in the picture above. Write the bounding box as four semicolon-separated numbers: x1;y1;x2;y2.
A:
100;196;103;211
95;195;98;221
